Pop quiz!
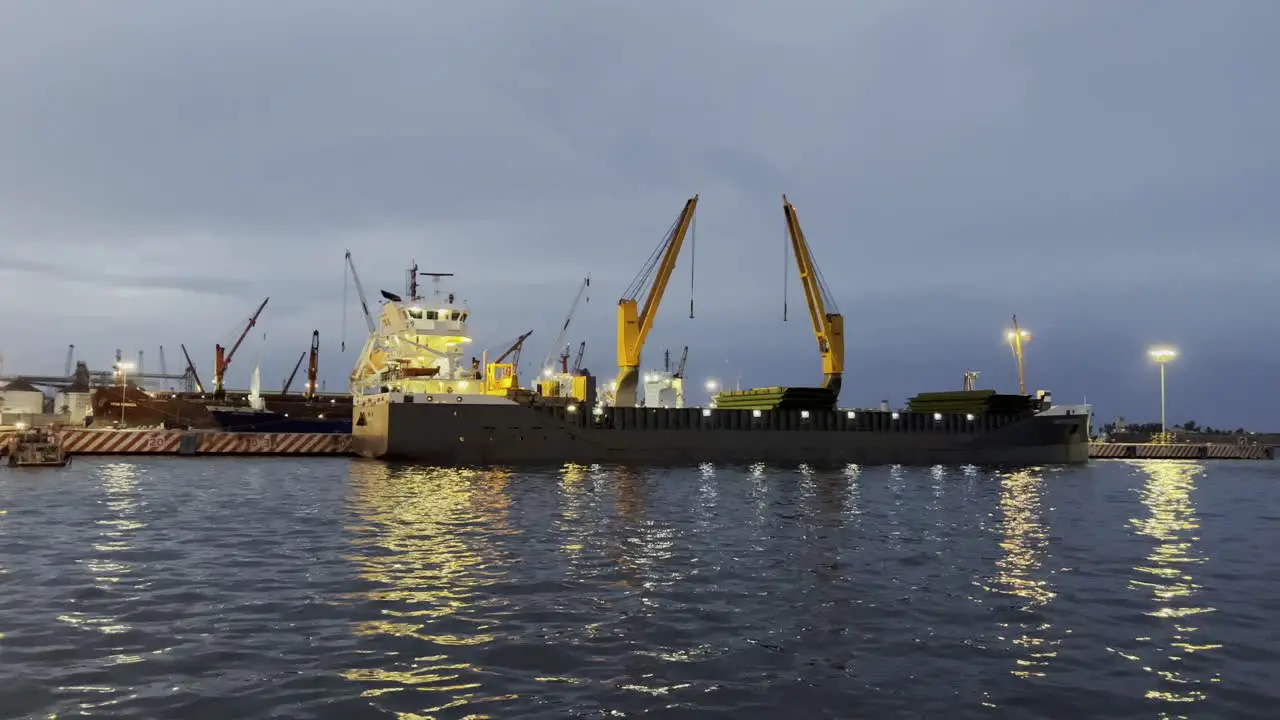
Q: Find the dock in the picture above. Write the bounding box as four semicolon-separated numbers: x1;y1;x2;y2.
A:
1;429;353;457
1089;442;1273;460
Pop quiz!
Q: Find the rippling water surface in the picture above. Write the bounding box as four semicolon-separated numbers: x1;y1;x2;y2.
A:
1;458;1277;718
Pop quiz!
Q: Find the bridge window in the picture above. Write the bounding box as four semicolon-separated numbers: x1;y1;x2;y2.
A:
450;311;461;321
407;308;424;319
426;310;439;320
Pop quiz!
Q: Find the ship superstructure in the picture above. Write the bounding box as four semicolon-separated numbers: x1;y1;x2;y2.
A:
345;253;523;405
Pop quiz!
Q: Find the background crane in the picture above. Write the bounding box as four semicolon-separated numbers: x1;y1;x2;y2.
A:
180;343;205;393
615;194;698;407
213;297;269;399
782;195;844;394
543;276;590;375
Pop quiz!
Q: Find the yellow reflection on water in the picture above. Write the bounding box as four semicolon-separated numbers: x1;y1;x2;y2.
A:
341;463;519;714
58;463;143;638
557;463;590;560
1124;460;1221;714
984;469;1059;678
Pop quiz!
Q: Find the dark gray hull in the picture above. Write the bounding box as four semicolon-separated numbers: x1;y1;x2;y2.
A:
352;401;1090;466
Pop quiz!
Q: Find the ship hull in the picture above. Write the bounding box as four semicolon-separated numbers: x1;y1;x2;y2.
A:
209;409;350;434
352;397;1090;466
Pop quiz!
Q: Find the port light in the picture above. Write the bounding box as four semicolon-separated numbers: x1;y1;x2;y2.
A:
592;406;603;416
846;411;856;419
933;412;943;421
966;413;975;421
891;412;900;420
1148;346;1178;363
702;408;712;417
458;381;468;390
15;421;27;430
566;404;578;413
752;410;762;418
800;410;810;419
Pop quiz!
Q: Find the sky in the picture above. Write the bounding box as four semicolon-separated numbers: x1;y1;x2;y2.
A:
1;1;1277;429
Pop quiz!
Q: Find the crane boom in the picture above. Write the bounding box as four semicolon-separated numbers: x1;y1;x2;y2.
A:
345;250;376;335
543;276;590;373
615;194;698;407
280;352;306;396
782;195;844;394
495;330;534;369
572;341;586;373
305;330;319;400
674;345;688;379
180;343;205;393
213;296;269;398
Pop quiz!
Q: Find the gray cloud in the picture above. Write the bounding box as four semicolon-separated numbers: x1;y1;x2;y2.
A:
1;1;1277;427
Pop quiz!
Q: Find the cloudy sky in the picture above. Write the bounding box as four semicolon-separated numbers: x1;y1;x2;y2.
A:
1;1;1276;428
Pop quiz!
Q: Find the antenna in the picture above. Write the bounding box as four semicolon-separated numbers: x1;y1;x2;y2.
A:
408;260;419;301
419;272;455;300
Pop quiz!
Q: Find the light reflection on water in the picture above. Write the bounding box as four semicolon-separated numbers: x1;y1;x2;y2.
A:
1124;460;1222;716
60;463;144;638
341;463;520;716
983;468;1060;679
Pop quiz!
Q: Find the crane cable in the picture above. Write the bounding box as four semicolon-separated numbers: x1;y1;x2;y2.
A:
340;256;349;353
782;221;789;322
688;212;696;319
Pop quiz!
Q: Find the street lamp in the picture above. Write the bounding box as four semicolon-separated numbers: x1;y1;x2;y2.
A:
704;379;719;406
115;360;135;426
1004;316;1031;395
1148;346;1177;433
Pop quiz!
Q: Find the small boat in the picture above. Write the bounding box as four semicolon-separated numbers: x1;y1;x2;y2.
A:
6;427;71;468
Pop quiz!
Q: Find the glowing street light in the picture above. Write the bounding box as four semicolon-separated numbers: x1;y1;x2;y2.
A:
1004;315;1031;395
704;379;719;406
115;360;135;425
1148;346;1178;433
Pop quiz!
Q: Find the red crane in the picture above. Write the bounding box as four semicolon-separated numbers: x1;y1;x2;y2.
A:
213;297;269;399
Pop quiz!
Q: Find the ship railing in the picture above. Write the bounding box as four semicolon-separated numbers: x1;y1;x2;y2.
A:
532;404;1045;434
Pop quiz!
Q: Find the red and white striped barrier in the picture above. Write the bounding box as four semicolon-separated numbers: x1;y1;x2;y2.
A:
62;430;182;454
197;432;352;455
1;429;353;457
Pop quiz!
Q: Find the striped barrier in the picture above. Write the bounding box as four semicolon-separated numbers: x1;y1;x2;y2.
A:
1091;442;1272;460
0;429;353;457
196;432;352;455
62;430;182;454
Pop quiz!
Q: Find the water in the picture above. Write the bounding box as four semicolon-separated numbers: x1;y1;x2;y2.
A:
0;458;1276;719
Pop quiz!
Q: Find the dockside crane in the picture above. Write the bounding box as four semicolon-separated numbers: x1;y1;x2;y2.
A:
180;343;205;393
280;352;306;397
213;297;269;399
495;330;534;372
615;194;698;407
543;276;590;375
673;345;688;379
782;195;844;394
342;250;377;352
305;330;319;400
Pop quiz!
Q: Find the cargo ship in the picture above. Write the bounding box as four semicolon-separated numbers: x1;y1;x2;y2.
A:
349;196;1090;466
206;363;349;434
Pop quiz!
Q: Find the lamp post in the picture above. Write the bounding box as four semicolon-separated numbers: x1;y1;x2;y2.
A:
704;379;719;406
115;360;135;426
1004;316;1031;396
1148;346;1177;433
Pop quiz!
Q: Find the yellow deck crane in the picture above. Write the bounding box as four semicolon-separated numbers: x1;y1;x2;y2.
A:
614;194;699;407
782;195;844;394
